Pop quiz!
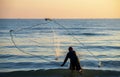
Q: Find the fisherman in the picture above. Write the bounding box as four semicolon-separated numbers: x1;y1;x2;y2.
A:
61;47;82;72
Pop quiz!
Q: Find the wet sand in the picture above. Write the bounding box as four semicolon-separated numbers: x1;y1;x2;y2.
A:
0;69;120;77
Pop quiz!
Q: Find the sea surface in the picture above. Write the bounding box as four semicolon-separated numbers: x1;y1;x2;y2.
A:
0;19;120;72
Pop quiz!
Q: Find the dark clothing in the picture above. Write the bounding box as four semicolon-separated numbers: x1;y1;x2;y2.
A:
61;50;81;71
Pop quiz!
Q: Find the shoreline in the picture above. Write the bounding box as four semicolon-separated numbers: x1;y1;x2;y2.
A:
0;69;120;77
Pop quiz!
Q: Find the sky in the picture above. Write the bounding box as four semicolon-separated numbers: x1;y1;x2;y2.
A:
0;0;120;19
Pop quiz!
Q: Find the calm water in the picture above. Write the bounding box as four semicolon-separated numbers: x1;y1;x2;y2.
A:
0;19;120;72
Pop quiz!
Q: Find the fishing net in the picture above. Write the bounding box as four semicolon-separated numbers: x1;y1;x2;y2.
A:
9;18;102;67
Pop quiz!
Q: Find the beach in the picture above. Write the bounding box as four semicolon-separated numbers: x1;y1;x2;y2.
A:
0;69;120;77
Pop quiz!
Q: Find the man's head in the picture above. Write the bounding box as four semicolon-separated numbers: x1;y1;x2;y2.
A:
68;46;73;51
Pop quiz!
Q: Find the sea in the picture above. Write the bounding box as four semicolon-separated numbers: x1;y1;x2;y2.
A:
0;19;120;72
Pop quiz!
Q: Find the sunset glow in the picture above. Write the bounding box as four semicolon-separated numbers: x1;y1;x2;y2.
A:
0;0;120;18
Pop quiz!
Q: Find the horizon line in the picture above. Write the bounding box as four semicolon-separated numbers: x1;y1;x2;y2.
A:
0;18;120;19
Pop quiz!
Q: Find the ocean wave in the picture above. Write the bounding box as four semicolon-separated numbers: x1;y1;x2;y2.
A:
84;46;120;50
64;32;110;36
80;61;120;69
1;45;54;49
1;60;119;69
0;54;55;59
0;62;41;68
0;61;60;69
0;55;14;58
102;61;120;67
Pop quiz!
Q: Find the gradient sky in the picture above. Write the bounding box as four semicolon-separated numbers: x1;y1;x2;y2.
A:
0;0;120;18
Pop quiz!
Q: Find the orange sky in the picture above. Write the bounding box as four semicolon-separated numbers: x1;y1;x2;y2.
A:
0;0;120;18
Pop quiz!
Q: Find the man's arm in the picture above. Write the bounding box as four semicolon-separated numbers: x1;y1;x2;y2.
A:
61;53;69;66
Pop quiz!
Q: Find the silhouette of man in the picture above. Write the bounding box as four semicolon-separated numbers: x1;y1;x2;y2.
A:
61;47;82;72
